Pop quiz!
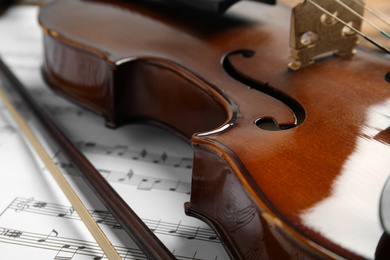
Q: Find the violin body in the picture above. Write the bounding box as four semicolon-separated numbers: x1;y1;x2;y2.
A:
39;0;390;259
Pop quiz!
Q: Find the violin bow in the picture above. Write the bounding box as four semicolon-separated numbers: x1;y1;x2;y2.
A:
0;57;176;260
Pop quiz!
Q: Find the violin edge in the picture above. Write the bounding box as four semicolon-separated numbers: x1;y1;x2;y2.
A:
187;136;347;259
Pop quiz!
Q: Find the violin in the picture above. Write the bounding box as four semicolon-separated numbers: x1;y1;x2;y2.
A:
38;0;390;259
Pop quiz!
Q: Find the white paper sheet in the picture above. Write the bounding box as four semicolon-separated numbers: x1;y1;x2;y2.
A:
0;4;229;259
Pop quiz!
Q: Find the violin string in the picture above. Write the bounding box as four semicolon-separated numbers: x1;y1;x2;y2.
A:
335;0;390;39
307;0;390;55
350;0;390;30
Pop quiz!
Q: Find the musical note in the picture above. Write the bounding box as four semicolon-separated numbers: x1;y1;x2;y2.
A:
123;250;132;260
106;145;128;156
187;227;200;240
38;229;58;242
137;178;162;190
169;221;181;234
58;207;75;218
91;210;121;229
0;225;220;259
54;244;72;260
153;152;167;164
209;234;218;240
112;221;122;229
118;169;134;182
6;197;220;243
191;251;198;260
173;158;192;169
54;245;87;260
169;181;180;192
0;226;146;259
133;148;147;160
150;219;161;232
0;4;228;260
93;210;110;224
169;180;191;194
61;166;191;194
77;142;193;169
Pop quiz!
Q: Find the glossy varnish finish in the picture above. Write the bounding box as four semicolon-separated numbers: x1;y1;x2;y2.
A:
39;0;390;259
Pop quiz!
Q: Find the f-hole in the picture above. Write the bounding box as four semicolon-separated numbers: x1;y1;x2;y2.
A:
222;50;306;131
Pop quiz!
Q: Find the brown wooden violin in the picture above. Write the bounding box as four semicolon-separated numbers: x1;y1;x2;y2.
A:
37;0;390;259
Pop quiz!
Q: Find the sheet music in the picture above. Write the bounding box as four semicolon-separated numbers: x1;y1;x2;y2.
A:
0;4;229;259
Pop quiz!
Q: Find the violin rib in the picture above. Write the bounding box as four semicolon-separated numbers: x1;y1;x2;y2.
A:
0;57;175;260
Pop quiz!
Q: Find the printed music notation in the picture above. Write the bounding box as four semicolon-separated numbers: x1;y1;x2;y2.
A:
100;168;191;194
8;197;219;243
0;227;217;260
77;142;193;169
0;226;211;260
0;5;230;260
0;195;146;259
54;161;191;194
1;196;226;259
0;226;146;260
